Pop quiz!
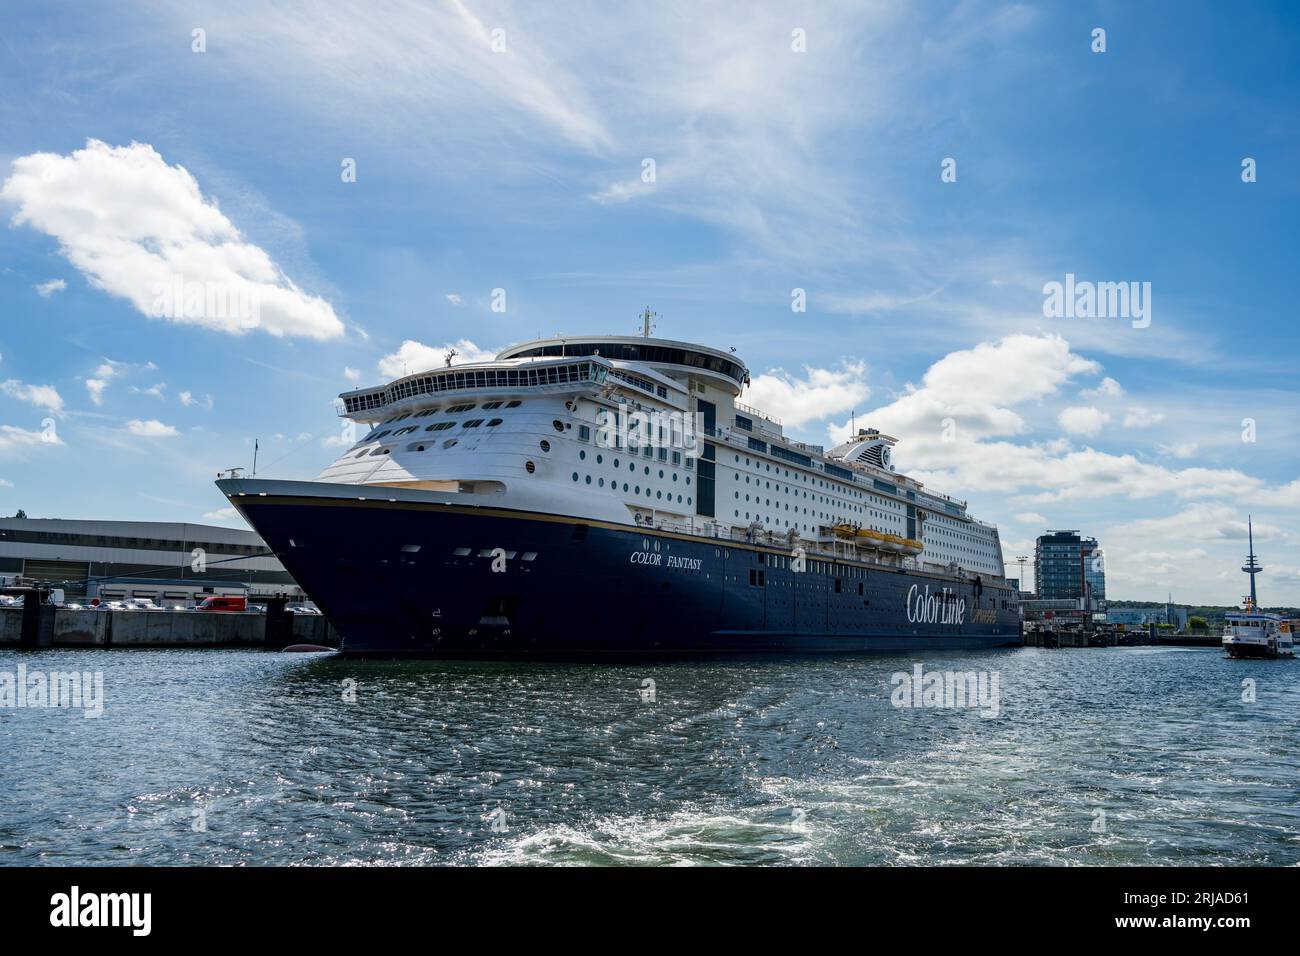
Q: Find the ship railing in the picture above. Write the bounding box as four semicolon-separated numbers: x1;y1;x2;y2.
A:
735;401;782;426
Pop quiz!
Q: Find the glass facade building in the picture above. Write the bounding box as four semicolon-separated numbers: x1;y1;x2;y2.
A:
1034;530;1105;602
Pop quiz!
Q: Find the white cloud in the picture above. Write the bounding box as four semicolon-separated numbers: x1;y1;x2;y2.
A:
1057;406;1110;437
746;362;870;429
129;382;167;400
84;360;120;406
589;178;656;205
0;424;61;452
1014;512;1047;525
833;333;1100;446
34;278;66;297
178;390;213;409
377;338;497;378
819;332;1291;513
1081;376;1123;399
1;379;64;413
2;140;344;340
1123;408;1164;428
1157;441;1199;459
202;506;241;522
343;366;361;382
444;294;463;306
126;419;180;438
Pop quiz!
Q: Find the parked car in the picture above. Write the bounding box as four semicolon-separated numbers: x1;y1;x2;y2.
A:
196;595;247;612
287;604;322;615
124;599;163;611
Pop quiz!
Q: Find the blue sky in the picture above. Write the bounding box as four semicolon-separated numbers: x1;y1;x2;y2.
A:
1;1;1298;604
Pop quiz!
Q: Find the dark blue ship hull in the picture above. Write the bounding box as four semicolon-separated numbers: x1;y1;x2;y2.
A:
230;493;1022;658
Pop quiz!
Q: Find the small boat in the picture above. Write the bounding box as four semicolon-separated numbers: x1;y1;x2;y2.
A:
1222;516;1294;659
1222;606;1293;659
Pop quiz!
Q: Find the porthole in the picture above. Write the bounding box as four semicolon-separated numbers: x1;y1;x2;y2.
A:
579;450;586;460
538;439;550;453
552;420;564;432
572;472;579;481
525;460;536;474
442;438;458;449
585;475;592;484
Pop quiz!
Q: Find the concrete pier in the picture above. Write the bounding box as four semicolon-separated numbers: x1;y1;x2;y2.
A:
0;606;338;649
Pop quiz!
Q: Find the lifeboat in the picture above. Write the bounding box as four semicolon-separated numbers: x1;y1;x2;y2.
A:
831;523;924;556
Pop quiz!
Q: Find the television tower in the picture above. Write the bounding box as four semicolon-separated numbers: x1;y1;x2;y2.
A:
1241;514;1263;608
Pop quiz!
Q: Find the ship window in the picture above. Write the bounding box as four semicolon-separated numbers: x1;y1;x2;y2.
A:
572;472;579;481
486;418;503;427
579;450;586;460
507;400;522;408
525;460;536;474
447;403;475;413
540;440;551;452
461;419;484;428
482;401;503;409
442;438;458;449
579;425;591;441
354;450;368;458
552;420;564;432
521;552;537;561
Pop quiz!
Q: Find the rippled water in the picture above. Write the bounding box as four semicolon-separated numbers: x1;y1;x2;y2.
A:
1;646;1297;865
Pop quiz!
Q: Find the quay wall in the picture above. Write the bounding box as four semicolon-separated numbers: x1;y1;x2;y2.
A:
0;606;338;648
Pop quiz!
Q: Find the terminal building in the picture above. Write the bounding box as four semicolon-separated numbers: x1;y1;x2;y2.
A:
0;517;301;604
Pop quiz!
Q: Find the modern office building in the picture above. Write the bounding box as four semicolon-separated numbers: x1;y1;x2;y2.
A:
0;517;301;603
1034;530;1106;604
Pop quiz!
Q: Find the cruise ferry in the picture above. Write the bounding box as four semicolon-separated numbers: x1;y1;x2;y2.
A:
216;320;1021;656
1222;516;1294;659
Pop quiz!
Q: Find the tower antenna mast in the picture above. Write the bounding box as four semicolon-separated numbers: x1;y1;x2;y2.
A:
639;306;657;338
1242;514;1263;608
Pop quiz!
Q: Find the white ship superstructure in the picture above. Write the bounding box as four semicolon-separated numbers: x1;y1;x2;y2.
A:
220;324;1019;656
321;333;1007;579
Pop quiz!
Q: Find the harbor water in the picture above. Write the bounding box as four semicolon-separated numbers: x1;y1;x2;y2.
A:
1;646;1297;866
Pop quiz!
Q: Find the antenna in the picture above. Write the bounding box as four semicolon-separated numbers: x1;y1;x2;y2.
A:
1241;514;1263;608
252;438;259;477
444;348;458;368
639;306;657;338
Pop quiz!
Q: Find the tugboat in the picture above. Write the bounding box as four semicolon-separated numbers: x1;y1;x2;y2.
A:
1222;516;1294;659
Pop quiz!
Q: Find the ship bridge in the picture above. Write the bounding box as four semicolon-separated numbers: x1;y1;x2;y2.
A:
496;336;749;396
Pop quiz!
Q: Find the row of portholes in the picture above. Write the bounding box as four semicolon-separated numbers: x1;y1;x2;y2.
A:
358;436;462;458
571;472;691;505
578;450;691;485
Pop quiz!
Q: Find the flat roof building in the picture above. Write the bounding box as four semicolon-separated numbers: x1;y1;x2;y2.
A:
1034;530;1106;604
0;517;300;603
